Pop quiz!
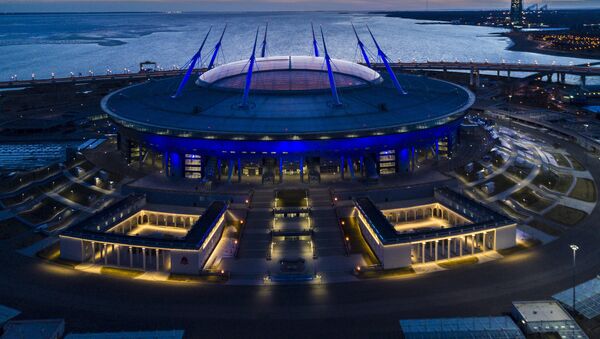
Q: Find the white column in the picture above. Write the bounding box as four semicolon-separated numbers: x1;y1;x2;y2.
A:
156;249;160;271
481;233;485;252
129;247;133;267
421;242;425;263
434;241;438;261
459;237;463;257
493;230;497;251
103;244;108;265
471;235;475;255
80;240;85;262
447;239;451;259
142;248;146;270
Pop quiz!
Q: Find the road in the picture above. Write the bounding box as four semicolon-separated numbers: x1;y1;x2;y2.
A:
1;124;600;338
2;61;598;89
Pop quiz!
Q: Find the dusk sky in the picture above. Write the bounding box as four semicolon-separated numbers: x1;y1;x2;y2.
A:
1;0;599;12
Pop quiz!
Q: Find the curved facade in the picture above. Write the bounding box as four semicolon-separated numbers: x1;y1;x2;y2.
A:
103;56;474;183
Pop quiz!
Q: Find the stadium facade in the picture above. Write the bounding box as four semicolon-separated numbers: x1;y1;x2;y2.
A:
101;27;475;184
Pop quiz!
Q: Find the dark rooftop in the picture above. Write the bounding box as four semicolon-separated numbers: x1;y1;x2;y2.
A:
354;187;514;245
62;195;228;250
102;58;474;140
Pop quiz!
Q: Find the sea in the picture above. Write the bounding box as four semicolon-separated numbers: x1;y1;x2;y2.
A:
0;11;597;83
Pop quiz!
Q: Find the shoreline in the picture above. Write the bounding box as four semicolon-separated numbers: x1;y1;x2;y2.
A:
501;31;600;60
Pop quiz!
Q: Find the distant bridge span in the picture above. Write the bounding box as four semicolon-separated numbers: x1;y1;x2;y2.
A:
382;61;599;76
0;61;598;89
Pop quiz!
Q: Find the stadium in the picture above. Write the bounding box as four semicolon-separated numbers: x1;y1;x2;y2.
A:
101;28;475;184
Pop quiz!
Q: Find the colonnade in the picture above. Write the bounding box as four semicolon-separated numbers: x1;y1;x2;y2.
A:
107;211;199;234
411;230;497;264
384;203;471;227
83;240;170;272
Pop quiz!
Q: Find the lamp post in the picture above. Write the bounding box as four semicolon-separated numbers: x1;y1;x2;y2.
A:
570;244;579;313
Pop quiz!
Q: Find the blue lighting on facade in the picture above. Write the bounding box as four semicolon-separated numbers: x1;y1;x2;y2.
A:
140;119;461;158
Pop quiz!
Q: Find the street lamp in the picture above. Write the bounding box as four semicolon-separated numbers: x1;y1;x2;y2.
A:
570;244;579;313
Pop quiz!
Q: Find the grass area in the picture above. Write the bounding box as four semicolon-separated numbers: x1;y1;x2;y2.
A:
275;189;308;208
0;190;36;207
479;174;516;197
455;162;485;183
35;176;70;193
510;187;553;212
491;151;507;167
551;153;571;168
544;205;588;226
532;170;573;194
36;242;79;267
19;198;68;225
438;256;479;269
506;165;532;180
355;266;415;279
496;200;529;220
567;155;585;171
526;220;562;236
497;238;542;256
58;183;103;207
0;218;31;239
83;170;123;190
0;163;62;193
100;266;144;278
568;178;597;203
70;161;96;177
36;242;60;260
169;273;229;283
340;217;379;266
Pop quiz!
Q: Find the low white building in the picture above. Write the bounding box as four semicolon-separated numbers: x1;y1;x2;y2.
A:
60;195;228;275
354;187;517;269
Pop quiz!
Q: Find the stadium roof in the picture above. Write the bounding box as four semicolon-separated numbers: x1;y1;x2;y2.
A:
103;62;474;140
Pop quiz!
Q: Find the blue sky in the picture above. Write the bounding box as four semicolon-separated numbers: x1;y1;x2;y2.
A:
0;0;599;12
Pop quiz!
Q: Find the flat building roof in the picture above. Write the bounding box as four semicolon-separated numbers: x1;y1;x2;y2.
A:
513;300;573;323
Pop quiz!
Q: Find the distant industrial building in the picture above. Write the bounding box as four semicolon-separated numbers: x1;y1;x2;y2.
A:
512;300;589;338
511;0;524;27
399;316;525;338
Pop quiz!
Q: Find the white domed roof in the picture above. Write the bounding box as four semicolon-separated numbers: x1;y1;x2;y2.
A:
198;55;381;91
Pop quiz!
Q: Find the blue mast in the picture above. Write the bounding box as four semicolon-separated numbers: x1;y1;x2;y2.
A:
320;26;341;106
171;26;212;99
207;25;227;70
311;23;320;57
240;27;260;108
260;22;268;58
367;25;407;95
351;23;371;67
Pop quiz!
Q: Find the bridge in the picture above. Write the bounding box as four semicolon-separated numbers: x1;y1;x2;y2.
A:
382;61;600;87
0;61;598;89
